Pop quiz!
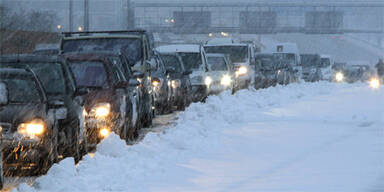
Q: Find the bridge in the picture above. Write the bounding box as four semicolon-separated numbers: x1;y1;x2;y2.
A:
131;1;384;35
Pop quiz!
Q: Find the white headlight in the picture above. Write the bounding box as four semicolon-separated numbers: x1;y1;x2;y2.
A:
205;76;213;86
89;103;111;118
369;78;380;89
221;75;232;86
335;72;344;82
236;66;248;76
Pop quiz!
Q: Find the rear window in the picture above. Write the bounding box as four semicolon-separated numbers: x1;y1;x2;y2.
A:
69;61;108;88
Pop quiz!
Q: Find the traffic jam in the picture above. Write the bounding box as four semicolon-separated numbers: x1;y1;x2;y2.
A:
0;30;383;189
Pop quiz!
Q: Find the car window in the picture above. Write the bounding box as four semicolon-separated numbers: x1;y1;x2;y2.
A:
161;55;183;72
207;56;228;71
178;53;202;71
27;62;66;95
1;77;41;103
205;46;248;63
69;61;108;88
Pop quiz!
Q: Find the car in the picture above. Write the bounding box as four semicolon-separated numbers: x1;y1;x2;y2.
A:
151;52;173;114
60;30;154;128
205;53;235;94
300;54;323;82
0;55;88;162
63;53;138;147
158;52;193;110
254;53;278;89
0;68;61;176
156;44;208;102
334;65;373;83
319;55;334;81
263;43;301;81
33;44;59;56
273;54;299;85
204;39;255;90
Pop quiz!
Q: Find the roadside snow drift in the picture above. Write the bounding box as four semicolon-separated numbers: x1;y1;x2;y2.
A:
15;82;384;192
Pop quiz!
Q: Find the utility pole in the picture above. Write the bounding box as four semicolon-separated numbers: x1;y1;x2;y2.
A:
84;0;89;31
69;0;73;32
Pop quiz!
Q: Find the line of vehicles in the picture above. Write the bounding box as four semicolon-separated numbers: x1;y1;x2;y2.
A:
0;30;382;189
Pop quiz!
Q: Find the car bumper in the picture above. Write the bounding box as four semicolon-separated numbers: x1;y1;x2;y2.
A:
1;138;53;169
235;74;251;88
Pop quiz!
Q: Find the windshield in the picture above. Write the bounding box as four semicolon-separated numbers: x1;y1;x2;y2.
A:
205;46;248;63
260;59;275;69
273;53;296;65
160;55;183;72
1;77;41;103
178;53;202;71
26;63;66;95
320;58;331;68
69;61;108;88
207;56;228;71
62;38;142;65
300;55;321;67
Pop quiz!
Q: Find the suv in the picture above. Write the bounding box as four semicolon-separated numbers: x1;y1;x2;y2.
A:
0;55;87;162
63;53;138;147
0;68;60;176
254;53;278;89
60;30;154;127
300;54;323;82
156;44;208;102
158;52;193;110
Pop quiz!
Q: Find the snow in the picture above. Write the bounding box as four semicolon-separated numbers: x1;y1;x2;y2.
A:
155;44;201;53
14;82;383;192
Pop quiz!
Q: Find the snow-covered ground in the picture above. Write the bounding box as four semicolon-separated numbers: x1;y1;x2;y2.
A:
15;82;383;192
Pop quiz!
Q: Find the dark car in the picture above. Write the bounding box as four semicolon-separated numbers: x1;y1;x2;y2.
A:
151;52;173;114
300;54;323;82
0;55;88;162
60;30;155;127
159;53;192;110
0;68;60;176
63;53;138;147
338;65;373;83
273;53;298;85
254;54;278;89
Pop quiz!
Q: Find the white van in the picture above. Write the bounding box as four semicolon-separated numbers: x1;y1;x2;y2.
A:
204;39;255;89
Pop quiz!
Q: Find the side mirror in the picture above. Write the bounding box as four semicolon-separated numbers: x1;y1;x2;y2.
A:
128;79;140;86
48;100;67;120
0;82;9;105
133;71;145;79
183;70;192;75
114;81;130;89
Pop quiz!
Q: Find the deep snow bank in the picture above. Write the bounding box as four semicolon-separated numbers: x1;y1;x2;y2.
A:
14;82;380;192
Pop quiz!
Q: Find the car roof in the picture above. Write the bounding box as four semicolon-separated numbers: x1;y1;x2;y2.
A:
0;54;61;63
0;68;32;75
156;44;201;53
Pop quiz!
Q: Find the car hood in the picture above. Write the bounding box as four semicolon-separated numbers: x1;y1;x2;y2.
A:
0;104;46;131
207;71;229;80
83;89;115;110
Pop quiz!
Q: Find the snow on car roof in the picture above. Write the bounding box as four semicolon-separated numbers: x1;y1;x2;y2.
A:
156;44;201;53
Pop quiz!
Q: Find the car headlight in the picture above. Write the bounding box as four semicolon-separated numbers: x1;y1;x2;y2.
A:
369;77;380;89
171;79;181;89
277;69;281;75
221;75;232;86
205;76;213;86
99;128;111;138
335;72;344;82
236;66;248;76
152;79;161;87
89;103;111;118
18;119;46;137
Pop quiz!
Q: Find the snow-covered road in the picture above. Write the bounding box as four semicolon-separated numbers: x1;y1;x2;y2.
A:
15;82;383;192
